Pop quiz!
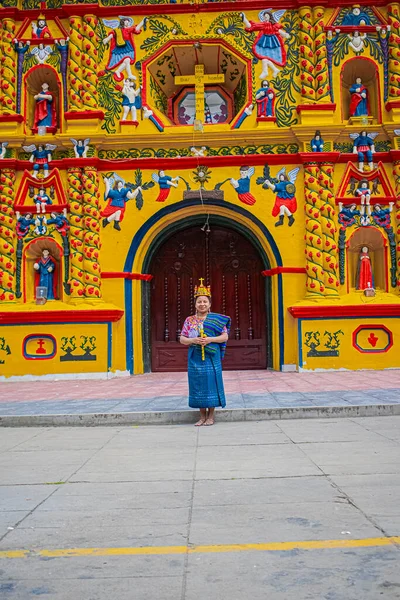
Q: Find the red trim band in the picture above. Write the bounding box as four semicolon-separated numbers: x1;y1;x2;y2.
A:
0;309;124;325
289;304;400;318
262;267;306;277
0;114;24;123
64;111;105;121
102;272;153;281
296;103;336;112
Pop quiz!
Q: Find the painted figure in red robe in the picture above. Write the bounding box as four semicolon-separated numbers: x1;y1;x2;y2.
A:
33;83;56;133
102;16;146;82
356;246;374;290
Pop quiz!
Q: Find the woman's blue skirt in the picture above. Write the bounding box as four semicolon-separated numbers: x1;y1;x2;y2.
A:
187;346;226;408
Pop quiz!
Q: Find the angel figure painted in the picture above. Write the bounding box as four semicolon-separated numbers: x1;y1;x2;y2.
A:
32;83;57;134
102;16;146;82
29;43;53;65
348;31;367;53
229;166;256;206
260;166;300;226
121;78;142;122
23;144;56;179
350;131;377;171
152;171;180;202
70;139;90;159
338;203;360;228
241;9;290;79
371;203;394;229
47;209;69;237
15;211;34;238
101;173;142;231
0;142;8;160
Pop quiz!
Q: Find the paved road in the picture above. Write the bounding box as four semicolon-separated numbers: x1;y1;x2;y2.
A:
1;417;400;599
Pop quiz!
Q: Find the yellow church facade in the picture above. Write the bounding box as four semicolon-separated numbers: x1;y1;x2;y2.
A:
0;0;400;379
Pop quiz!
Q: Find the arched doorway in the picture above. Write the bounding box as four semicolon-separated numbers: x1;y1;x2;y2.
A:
149;223;269;371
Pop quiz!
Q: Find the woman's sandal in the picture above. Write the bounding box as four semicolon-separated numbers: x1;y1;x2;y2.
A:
195;419;206;427
203;418;214;426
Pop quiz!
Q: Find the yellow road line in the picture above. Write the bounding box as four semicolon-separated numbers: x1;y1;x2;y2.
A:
0;537;399;559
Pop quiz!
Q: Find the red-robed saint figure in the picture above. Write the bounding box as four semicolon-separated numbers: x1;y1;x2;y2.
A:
33;83;57;133
356;246;374;290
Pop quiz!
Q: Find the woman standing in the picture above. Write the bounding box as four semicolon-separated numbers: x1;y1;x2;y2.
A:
180;279;230;426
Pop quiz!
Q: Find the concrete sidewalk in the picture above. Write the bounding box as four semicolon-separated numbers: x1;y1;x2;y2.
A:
0;370;399;425
1;418;400;599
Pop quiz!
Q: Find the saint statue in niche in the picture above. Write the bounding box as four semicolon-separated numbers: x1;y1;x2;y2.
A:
355;246;374;290
34;249;57;300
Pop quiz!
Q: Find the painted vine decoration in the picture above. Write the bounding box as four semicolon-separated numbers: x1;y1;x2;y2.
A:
298;7;316;103
149;77;168;115
206;13;254;57
68;168;85;298
318;164;339;295
81;15;99;111
304;164;325;296
272;11;301;127
334;141;391;153
393;160;400;287
313;7;330;102
140;16;187;56
68;17;83;111
82;167;102;299
1;19;17;114
388;3;400;101
0;169;16;302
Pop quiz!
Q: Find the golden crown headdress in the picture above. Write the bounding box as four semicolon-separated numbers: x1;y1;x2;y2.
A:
194;278;211;298
38;13;46;20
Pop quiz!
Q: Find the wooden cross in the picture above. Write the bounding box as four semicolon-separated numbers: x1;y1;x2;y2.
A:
175;64;225;124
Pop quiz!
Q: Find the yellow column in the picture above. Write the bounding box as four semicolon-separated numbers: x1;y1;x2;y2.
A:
81;15;99;111
68;167;85;298
304;164;326;296
0;19;17;114
298;7;315;103
313;7;329;102
388;4;400;101
82;166;101;299
318;163;339;295
392;160;400;289
0;168;16;301
68;16;83;110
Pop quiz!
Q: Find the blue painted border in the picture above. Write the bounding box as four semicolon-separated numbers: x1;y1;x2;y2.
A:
23;334;57;360
123;199;284;374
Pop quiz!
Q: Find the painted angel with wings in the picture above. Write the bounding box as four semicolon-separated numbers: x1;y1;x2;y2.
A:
70;138;90;159
102;16;147;82
259;165;300;227
0;142;8;160
100;173;142;231
29;43;53;65
349;131;378;172
229;166;256;206
22;143;57;179
151;171;180;203
240;9;289;78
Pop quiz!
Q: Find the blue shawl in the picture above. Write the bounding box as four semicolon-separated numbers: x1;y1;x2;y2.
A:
202;312;231;359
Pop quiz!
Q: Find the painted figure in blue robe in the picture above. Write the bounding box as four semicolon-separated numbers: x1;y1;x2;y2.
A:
15;212;33;238
230;166;256;206
371;203;394;229
349;78;369;117
33;188;52;214
152;170;180;202
256;80;275;118
101;174;141;231
121;78;142;122
350;131;377;171
341;5;371;26
338;202;360;228
102;16;146;82
70;138;90;159
34;249;56;300
180;279;230;427
14;40;30;112
311;130;324;152
23;143;56;179
47;210;69;237
55;39;68;110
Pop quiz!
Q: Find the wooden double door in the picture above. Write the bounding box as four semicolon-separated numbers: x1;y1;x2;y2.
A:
150;225;268;371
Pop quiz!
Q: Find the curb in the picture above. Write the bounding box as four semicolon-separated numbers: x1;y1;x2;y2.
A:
0;403;399;427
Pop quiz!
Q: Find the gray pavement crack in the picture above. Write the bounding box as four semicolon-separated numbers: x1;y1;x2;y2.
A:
180;426;199;600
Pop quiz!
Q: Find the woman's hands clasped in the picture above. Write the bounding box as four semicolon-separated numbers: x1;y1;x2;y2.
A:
193;336;213;346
